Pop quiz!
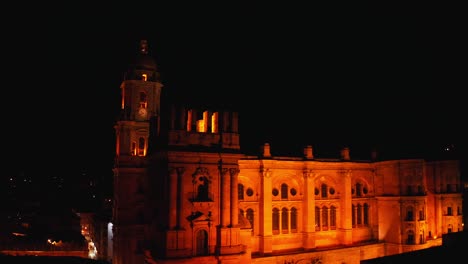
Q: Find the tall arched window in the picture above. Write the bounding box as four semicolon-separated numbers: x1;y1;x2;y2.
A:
321;184;328;198
281;183;288;199
352;204;356;227
322;206;328;231
290;207;297;232
196;176;210;201
246;209;254;232
406;206;414;221
138;137;145;156
356;182;362;197
406;230;415;244
272;208;280;234
364;203;369;225
238;184;244;200
315;207;321;231
281;207;289;234
357;204;362;225
330;206;336;229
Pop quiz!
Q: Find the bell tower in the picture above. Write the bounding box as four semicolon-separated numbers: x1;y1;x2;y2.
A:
112;40;163;264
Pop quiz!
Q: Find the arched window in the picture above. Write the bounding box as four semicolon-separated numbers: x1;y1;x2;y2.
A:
196;176;210;201
131;141;137;156
315;206;321;231
272;208;280;234
290;207;297;232
321;184;328;198
406;206;414;221
406;230;415;245
356;182;362;197
238;184;244;200
246;209;254;232
357;204;362;225
352;204;356;227
196;229;209;255
281;183;288;199
322;206;328;231
364;203;369;225
281;208;289;233
330;206;336;229
138;137;145;156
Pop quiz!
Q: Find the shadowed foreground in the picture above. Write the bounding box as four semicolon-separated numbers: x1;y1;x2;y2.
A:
0;255;110;264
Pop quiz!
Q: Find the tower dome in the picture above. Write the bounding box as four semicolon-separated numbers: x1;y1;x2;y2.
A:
125;39;159;81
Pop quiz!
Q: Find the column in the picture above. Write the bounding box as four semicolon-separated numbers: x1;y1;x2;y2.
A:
230;168;239;227
220;167;230;227
168;168;177;229
318;208;322;231
302;169;316;249
339;170;353;245
259;168;273;253
176;167;185;229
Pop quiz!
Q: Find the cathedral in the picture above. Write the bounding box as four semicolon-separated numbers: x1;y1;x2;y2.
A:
112;40;464;264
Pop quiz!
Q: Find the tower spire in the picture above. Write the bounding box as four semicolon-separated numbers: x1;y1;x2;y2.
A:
140;39;149;55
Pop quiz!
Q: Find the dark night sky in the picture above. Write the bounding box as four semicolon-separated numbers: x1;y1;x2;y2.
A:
5;3;467;176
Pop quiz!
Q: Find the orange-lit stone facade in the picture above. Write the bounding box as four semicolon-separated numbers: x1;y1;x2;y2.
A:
112;40;464;264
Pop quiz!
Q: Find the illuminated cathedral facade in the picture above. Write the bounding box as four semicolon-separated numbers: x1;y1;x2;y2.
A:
112;40;464;264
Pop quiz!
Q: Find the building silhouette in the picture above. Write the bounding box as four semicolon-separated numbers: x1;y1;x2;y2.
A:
112;40;464;264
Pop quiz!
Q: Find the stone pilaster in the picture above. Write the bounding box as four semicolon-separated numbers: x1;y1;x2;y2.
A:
302;169;316;249
230;168;240;227
259;168;273;253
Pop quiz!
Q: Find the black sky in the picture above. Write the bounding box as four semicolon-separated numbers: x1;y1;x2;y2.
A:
5;3;467;174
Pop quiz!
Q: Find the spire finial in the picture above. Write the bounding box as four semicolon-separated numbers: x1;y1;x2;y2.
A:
140;39;149;55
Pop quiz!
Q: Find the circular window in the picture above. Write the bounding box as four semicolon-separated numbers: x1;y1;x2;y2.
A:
272;188;279;196
290;188;297;196
246;188;254;196
329;187;335;195
314;188;319;195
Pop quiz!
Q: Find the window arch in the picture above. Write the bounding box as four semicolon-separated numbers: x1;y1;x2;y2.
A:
330;206;337;229
272;208;280;234
281;207;288;233
352;203;370;228
322;206;329;230
321;184;328;198
357;204;362;225
356;182;362;197
238;183;244;200
315;206;321;231
364;203;369;225
406;206;414;221
281;183;288;199
246;209;254;232
290;207;297;232
138;137;146;156
406;230;415;244
191;168;212;202
196;176;210;201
